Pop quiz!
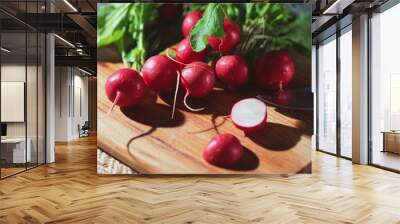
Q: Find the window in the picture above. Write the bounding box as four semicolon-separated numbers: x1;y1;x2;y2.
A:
316;25;353;159
317;35;337;154
370;3;400;171
339;27;352;158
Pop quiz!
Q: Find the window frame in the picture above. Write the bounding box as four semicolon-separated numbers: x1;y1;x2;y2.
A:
315;23;353;160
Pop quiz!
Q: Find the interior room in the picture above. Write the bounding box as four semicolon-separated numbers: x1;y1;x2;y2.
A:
314;0;400;171
0;0;400;223
0;0;96;179
0;3;46;178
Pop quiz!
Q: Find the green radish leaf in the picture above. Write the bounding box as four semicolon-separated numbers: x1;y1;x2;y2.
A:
97;4;130;47
97;4;115;29
98;28;125;48
189;3;225;52
223;3;244;27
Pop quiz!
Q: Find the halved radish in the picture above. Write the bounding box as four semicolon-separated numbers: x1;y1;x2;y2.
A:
231;98;267;132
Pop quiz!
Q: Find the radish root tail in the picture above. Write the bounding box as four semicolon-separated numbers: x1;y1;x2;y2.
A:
278;81;284;92
166;48;187;66
218;39;224;53
183;92;204;112
107;91;121;115
171;70;181;119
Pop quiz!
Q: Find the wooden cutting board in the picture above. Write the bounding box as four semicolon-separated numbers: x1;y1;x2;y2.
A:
97;62;312;174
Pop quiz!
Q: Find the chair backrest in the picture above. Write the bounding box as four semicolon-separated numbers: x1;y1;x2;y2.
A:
82;121;90;129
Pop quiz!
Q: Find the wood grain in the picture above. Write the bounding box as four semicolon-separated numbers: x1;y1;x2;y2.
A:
1;135;400;223
97;63;312;174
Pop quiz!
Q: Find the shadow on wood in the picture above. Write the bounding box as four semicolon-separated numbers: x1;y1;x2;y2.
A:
228;147;259;171
120;102;185;128
297;162;312;174
126;127;156;150
275;108;313;136
121;101;185;158
158;86;252;116
247;122;302;151
204;146;259;171
159;87;254;135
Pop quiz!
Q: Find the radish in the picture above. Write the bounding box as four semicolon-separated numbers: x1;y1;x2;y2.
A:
203;133;244;167
176;37;207;64
141;55;180;92
181;11;202;37
255;51;295;91
231;98;267;132
105;68;146;114
215;55;248;87
180;61;215;111
208;19;240;53
275;90;293;106
158;4;182;22
164;52;214;113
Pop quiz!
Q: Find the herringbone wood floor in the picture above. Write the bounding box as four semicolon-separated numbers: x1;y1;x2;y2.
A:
1;135;400;224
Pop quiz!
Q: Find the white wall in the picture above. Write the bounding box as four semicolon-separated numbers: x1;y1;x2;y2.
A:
72;73;89;138
1;64;33;138
54;66;69;141
1;65;26;137
54;66;89;141
1;82;25;122
1;63;46;164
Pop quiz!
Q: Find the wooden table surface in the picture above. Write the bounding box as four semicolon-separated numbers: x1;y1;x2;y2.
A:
97;62;312;174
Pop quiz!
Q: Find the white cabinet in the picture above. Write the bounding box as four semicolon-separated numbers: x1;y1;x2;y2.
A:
1;138;32;163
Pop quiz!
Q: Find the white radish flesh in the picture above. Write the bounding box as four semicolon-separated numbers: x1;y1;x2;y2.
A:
231;98;267;132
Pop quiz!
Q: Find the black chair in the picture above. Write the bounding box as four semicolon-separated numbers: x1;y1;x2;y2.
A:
79;121;90;138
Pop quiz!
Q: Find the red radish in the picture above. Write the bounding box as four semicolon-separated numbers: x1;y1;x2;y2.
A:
164;52;214;114
176;37;207;64
203;133;244;167
158;4;182;22
141;55;180;92
181;62;215;111
231;98;267;132
208;19;241;53
275;90;293;106
255;51;295;91
181;11;202;36
215;55;248;86
105;68;146;113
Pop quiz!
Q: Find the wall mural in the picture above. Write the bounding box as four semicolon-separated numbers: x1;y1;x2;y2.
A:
97;3;312;174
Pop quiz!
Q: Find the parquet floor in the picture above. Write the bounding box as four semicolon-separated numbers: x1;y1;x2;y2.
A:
1;167;26;178
1;135;400;224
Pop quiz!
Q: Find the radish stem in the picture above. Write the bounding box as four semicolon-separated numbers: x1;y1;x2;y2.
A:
183;92;204;112
171;71;181;119
107;91;122;115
